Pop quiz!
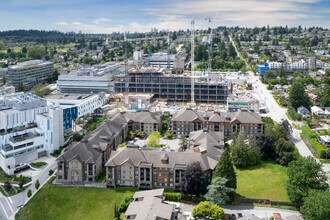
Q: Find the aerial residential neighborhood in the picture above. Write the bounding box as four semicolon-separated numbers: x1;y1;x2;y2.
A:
0;1;329;220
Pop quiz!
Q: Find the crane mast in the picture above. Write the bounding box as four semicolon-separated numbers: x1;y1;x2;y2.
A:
190;20;195;107
124;32;129;106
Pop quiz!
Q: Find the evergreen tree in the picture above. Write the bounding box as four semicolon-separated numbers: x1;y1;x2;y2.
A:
204;177;234;205
320;84;330;107
214;148;237;189
288;81;310;110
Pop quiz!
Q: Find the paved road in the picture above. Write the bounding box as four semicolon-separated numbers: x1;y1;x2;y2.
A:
0;160;57;220
180;203;302;219
247;71;330;179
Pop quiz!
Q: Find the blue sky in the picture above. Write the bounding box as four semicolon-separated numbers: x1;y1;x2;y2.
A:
0;0;329;33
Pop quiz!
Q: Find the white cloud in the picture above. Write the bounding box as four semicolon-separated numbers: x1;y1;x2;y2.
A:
94;18;112;24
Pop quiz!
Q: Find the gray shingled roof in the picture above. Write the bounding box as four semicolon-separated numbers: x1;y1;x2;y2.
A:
125;189;174;220
172;109;262;124
57;141;102;164
228;110;262;124
189;130;224;161
105;147;217;171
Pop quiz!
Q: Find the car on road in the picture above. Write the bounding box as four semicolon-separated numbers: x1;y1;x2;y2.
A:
231;213;237;219
237;213;243;218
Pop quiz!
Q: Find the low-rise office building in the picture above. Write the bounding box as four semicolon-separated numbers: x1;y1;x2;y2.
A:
6;60;54;90
0;93;63;174
57;64;120;93
115;68;228;104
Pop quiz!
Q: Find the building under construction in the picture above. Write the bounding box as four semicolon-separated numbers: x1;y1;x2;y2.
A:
114;68;228;104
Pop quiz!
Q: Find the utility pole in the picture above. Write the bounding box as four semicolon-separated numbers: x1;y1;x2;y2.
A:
191;19;195;107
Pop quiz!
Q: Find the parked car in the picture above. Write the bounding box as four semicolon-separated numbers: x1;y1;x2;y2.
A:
232;214;237;220
237;213;243;218
14;163;29;172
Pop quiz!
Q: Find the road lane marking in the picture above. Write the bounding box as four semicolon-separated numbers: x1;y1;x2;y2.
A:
0;200;9;219
5;198;14;214
8;197;13;204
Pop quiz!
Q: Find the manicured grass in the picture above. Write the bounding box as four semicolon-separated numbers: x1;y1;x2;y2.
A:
235;161;289;202
18;183;136;220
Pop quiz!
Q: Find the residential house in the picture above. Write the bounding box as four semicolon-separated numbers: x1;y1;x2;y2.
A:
324;107;330;117
57;141;103;183
124;188;176;220
171;108;263;138
311;106;327;119
105;144;218;189
318;135;330;147
297;106;311;118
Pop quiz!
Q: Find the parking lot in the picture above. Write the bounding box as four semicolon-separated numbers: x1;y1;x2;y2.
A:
134;138;181;151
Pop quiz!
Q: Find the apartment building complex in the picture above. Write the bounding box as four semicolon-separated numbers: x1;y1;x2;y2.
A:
105;144;216;189
6;60;54;90
171;108;263;137
0;93;63;174
56;111;161;184
115;68;228;104
57;64;120;94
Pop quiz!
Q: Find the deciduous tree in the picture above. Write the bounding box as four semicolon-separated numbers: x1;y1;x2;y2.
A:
287;157;328;207
192;201;224;220
301;190;330;220
146;131;161;148
181;162;208;195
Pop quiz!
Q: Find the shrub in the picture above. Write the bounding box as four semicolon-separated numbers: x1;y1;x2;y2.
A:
35;180;40;190
119;196;132;213
48;169;54;176
27;189;32;198
301;125;327;158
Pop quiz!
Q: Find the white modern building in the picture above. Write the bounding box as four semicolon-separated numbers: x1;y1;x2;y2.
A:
267;60;308;72
147;52;185;72
0;93;63;174
57;64;120;94
45;92;107;130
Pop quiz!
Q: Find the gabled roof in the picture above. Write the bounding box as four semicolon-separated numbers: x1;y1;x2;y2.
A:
57;141;102;164
189;129;224;161
125;188;175;220
228;110;262;124
105;147;217;170
171;108;204;122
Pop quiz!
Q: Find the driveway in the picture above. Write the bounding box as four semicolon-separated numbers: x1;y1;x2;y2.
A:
179;203;302;219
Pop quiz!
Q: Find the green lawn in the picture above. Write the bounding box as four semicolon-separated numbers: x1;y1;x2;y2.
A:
17;182;136;220
235;161;289;202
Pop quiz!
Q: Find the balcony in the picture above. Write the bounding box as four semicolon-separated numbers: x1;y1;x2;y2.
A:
9;132;42;143
0;122;38;135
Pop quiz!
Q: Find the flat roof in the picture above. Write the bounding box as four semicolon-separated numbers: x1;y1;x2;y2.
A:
45;92;97;101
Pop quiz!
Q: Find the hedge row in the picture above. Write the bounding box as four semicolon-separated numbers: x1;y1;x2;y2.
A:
300;125;328;159
164;193;181;202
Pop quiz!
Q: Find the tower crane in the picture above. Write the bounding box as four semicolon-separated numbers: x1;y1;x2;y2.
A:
124;32;129;106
